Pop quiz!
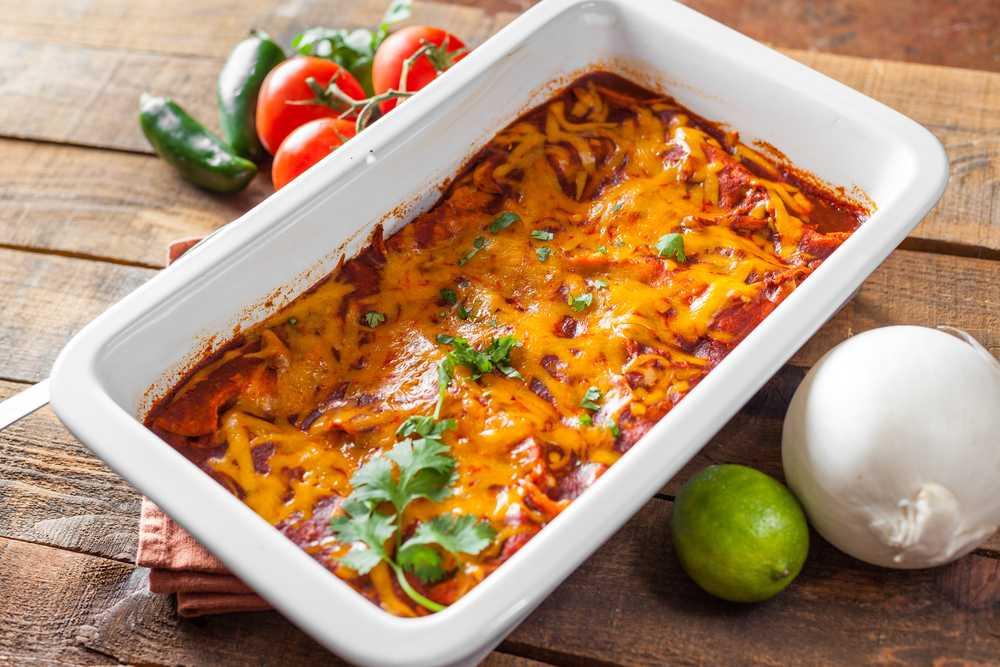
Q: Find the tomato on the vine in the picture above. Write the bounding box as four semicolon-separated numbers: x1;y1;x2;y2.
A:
372;26;467;114
255;56;366;155
271;118;357;190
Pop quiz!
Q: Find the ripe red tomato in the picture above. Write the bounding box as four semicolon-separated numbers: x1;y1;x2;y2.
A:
372;26;467;114
271;118;357;190
256;56;365;155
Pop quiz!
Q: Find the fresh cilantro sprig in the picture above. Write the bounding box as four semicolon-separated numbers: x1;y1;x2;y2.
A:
331;415;496;613
290;0;412;96
434;335;522;418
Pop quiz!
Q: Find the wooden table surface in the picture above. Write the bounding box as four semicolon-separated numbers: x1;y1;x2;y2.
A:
1;1;998;664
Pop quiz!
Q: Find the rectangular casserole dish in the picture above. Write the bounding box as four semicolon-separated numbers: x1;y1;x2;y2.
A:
49;0;948;664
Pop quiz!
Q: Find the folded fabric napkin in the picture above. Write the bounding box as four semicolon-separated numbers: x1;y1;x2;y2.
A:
136;236;272;617
138;499;271;617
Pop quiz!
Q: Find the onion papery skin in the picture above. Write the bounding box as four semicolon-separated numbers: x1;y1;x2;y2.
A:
781;326;1000;569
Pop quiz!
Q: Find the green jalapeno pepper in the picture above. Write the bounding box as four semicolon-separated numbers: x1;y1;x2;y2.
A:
139;94;257;193
217;30;286;162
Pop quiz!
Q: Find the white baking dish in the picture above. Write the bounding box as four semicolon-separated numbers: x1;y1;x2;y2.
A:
49;0;947;664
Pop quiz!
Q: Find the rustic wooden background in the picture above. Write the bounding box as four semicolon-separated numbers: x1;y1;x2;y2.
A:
0;0;998;664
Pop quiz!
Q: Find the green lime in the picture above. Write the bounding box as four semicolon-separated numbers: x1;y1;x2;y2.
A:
671;464;809;602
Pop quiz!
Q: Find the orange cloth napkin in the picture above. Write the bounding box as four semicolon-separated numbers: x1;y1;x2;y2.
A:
138;499;272;617
136;236;272;617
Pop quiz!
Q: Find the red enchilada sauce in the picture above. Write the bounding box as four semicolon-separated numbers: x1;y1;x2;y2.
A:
146;72;866;616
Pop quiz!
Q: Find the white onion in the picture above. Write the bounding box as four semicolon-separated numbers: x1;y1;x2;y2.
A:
781;326;1000;568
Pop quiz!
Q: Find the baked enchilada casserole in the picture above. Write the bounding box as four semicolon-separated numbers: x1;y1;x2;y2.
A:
146;72;866;616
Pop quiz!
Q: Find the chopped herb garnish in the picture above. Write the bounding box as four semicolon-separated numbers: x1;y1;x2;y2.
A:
536;246;552;262
578;414;593;427
439;287;458;305
568;292;593;312
364;311;386;327
436;333;455;345
596;245;609;254
592;279;609;290
331;415;496;612
656;233;687;262
488;211;520;234
457;304;471;320
530;229;554;241
610;201;624;213
609;422;621;438
580;386;602;411
458;236;488;266
434;334;521;417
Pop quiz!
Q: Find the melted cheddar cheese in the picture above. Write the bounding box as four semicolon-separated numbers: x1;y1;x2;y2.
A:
147;72;865;616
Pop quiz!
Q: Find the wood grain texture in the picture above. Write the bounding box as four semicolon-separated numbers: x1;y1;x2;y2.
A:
0;0;499;60
455;0;1000;73
0;138;269;265
0;44;996;262
0;249;154;383
0;537;545;667
0;380;140;561
0;1;504;153
2;505;998;667
506;498;1000;666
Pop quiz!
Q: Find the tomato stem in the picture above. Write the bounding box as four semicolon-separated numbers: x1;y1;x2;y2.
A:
293;75;414;134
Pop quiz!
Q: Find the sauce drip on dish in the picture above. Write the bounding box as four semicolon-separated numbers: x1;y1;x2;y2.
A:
146;71;867;616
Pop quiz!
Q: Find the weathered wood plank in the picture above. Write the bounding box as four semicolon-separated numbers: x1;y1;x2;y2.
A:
794;51;1000;256
791;247;1000;366
506;498;1000;666
0;380;141;561
0;537;545;666
0;249;153;384
0;47;996;262
3;500;999;667
0;1;504;154
0;138;269;265
0;0;499;60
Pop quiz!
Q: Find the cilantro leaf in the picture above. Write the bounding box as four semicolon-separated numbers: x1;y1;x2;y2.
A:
568;292;593;312
536;246;552;262
443;336;521;380
580;386;602;411
457;304;471;320
436;333;455;345
396;415;456;439
387;436;456;504
656;233;687;262
439;287;458;305
596;245;609;254
396;543;446;583
331;506;395;575
609;421;621;438
488;211;520;234
530;229;554;241
401;514;497;556
458;236;488;266
293;1;412;96
364;310;386;327
592;279;609;290
578;414;593;427
348;453;397;506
